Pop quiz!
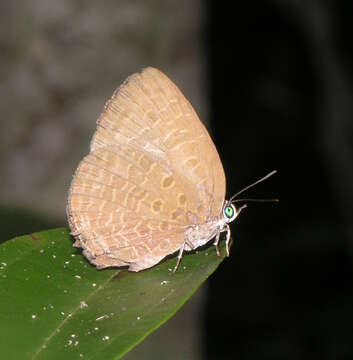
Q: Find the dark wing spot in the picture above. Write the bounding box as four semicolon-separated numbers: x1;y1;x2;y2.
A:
162;175;174;189
178;193;186;206
152;199;163;212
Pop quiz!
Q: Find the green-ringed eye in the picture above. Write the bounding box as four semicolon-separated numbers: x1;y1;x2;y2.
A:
223;204;237;223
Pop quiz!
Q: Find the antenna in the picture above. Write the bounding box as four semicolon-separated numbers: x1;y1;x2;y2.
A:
229;170;277;203
232;198;278;203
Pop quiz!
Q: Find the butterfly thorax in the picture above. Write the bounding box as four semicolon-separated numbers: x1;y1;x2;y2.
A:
184;216;226;251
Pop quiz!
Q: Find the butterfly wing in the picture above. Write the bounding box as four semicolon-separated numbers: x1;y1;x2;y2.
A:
67;67;226;271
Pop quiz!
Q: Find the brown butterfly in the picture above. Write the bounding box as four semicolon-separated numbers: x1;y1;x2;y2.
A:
67;67;276;272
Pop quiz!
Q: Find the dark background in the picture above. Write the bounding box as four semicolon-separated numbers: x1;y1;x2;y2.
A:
1;1;353;359
206;1;353;359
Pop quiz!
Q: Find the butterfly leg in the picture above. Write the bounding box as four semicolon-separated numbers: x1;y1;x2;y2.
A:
186;239;195;250
225;224;231;257
213;230;221;256
172;241;186;274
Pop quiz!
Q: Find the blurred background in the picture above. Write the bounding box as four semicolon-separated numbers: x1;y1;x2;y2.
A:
1;1;352;359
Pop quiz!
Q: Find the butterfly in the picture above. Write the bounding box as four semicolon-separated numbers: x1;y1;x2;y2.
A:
67;67;276;272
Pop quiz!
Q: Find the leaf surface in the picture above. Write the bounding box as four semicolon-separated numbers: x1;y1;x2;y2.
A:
0;228;227;360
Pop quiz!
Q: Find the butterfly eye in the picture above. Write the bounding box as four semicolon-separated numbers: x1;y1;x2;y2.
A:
223;204;237;223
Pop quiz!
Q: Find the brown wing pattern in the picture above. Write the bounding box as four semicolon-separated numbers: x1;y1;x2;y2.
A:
67;67;226;270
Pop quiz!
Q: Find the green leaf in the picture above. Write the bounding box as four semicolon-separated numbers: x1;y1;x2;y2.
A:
0;228;227;360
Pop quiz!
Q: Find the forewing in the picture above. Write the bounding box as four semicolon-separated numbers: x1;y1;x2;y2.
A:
90;67;226;218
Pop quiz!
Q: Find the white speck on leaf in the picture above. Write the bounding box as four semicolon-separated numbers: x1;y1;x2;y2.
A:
75;275;81;279
80;301;88;309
